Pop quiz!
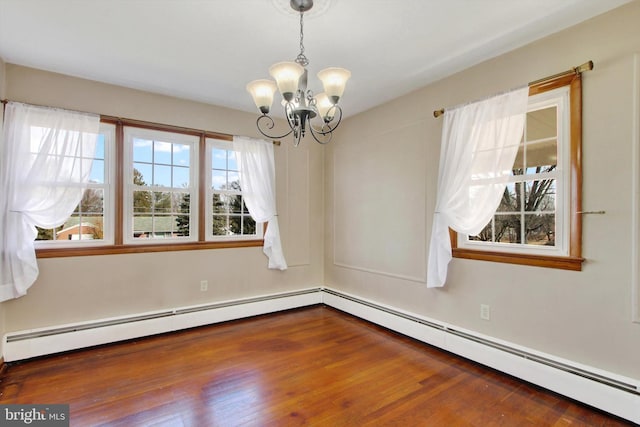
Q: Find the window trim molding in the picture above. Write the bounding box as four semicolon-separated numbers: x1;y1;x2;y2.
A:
450;73;584;270
35;117;265;258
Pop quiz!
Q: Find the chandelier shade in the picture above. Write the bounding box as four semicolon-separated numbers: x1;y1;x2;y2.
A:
246;0;351;146
314;92;333;121
246;79;278;114
269;62;305;102
317;67;351;104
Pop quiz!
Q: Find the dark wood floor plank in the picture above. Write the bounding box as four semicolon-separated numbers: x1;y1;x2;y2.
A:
0;306;631;426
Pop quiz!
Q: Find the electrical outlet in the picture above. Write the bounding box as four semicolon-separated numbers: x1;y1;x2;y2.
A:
480;304;491;321
200;280;208;292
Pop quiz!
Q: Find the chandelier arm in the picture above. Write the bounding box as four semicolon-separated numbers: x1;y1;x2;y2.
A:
284;101;298;129
313;105;343;136
308;123;333;144
256;114;294;140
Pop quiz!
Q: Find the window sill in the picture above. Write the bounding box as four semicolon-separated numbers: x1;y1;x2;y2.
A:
36;240;264;258
452;248;584;271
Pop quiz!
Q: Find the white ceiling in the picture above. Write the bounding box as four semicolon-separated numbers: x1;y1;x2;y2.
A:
0;0;632;117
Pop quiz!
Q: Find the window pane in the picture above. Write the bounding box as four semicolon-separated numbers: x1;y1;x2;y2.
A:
227;171;240;190
243;216;257;235
212;170;226;190
212;148;227;170
153;192;172;214
133;215;151;238
212;215;228;235
525;213;555;246
175;193;191;236
495;214;521;244
212;193;227;213
133;164;152;186
228;195;242;214
133;138;152;163
227;151;238;171
242;199;250;214
496;183;521;213
153;164;172;187
525;179;556;212
65;214;103;240
174;144;190;167
94;137;105;159
153;141;172;165
173;166;190;187
133;191;153;213
153;215;174;237
229;216;242;235
89;159;105;183
79;189;104;214
525;139;557;171
526;107;557;141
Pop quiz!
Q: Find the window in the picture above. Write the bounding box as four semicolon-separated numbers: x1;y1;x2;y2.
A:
35;119;264;257
452;74;583;270
207;138;260;241
124;127;198;243
35;122;116;247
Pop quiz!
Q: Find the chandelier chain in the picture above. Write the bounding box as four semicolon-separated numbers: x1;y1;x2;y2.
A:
296;10;309;66
299;11;304;56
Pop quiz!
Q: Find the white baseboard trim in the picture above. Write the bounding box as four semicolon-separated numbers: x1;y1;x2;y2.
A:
3;286;639;424
2;288;322;363
321;287;640;425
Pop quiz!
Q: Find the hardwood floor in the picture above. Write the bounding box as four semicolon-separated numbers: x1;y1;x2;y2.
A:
0;306;631;426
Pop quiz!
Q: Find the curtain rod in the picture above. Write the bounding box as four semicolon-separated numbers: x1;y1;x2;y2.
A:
1;99;280;146
432;60;593;118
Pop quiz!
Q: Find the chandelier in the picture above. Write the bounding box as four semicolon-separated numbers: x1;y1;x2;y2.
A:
246;0;351;146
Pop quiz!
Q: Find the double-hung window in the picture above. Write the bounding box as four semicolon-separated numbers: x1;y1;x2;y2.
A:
35;122;116;246
206;138;260;241
453;74;583;270
124;127;198;243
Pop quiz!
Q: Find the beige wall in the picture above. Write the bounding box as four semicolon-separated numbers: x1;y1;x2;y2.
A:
326;1;640;380
2;64;325;330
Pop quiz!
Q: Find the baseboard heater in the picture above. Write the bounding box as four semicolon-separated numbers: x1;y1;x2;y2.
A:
322;288;638;395
321;288;640;424
3;288;323;362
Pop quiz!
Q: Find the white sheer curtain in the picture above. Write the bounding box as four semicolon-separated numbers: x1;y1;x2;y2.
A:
0;102;99;301
233;135;287;270
427;87;529;288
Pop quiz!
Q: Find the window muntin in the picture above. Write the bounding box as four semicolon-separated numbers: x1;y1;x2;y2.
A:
35;122;116;247
124;127;199;244
459;86;571;256
206;138;262;241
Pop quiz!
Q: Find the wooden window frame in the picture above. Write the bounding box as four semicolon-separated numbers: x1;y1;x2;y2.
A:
36;118;263;258
451;73;584;271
